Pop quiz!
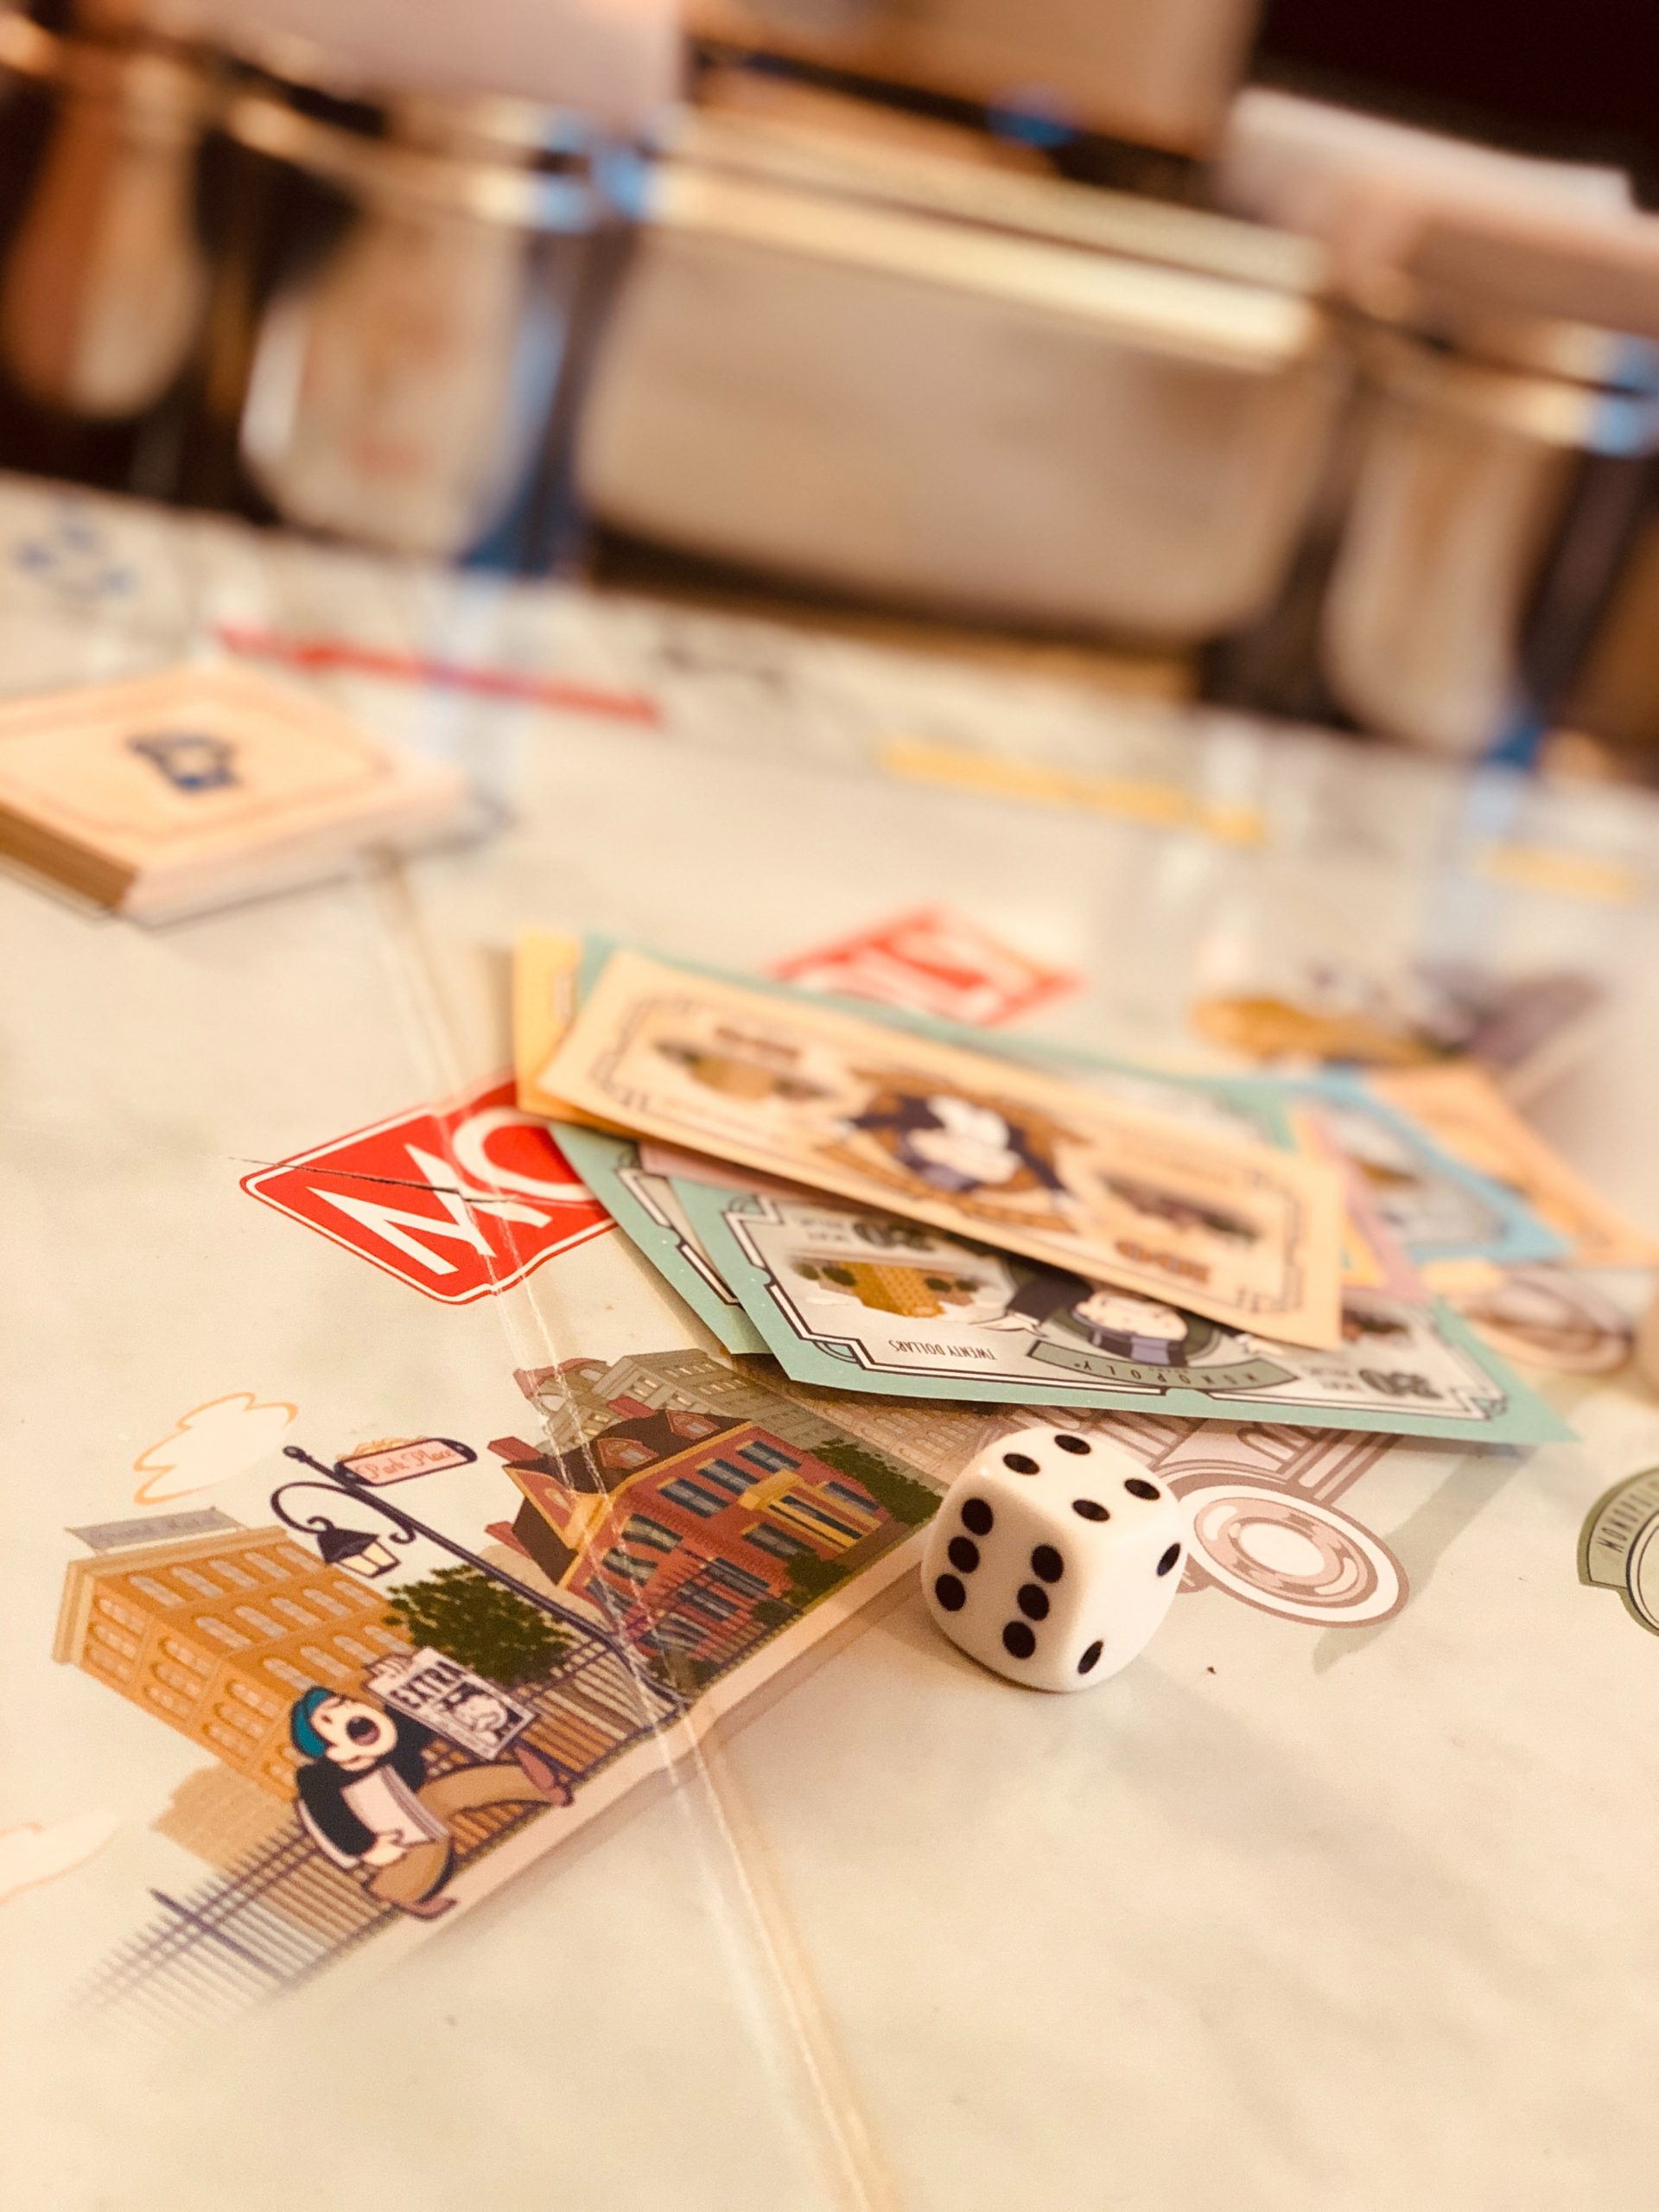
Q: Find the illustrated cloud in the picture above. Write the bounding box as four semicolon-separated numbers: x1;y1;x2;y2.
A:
0;1811;118;1908
133;1392;297;1503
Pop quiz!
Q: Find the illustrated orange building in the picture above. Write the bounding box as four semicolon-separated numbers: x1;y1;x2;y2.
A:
54;1516;411;1797
154;1764;294;1867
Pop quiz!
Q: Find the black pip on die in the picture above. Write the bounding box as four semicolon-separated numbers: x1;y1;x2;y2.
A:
921;1425;1185;1691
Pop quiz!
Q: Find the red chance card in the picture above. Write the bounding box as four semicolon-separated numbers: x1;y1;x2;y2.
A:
772;906;1077;1028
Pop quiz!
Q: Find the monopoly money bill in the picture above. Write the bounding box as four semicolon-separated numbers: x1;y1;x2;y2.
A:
681;1183;1570;1445
544;949;1346;1348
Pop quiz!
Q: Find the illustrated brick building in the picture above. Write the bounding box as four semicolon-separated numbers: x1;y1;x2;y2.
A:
497;1352;937;1661
515;1351;835;1455
54;1516;412;1797
518;1350;985;1484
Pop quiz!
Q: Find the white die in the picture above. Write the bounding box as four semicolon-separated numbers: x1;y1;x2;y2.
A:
922;1423;1185;1692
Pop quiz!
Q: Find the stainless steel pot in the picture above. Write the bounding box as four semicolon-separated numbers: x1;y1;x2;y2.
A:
1209;302;1659;756
1327;316;1659;755
577;110;1351;641
0;11;219;486
182;63;643;569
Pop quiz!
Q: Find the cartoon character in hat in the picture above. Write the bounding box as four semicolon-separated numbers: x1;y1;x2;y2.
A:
850;1089;1065;1197
826;1083;1077;1233
289;1688;569;1919
986;1268;1223;1366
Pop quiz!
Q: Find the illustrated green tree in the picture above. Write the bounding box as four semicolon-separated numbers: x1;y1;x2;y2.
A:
384;1566;570;1686
785;1551;849;1605
810;1438;938;1527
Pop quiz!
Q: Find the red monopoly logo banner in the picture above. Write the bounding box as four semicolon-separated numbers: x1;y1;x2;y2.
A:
772;906;1077;1027
241;1076;612;1303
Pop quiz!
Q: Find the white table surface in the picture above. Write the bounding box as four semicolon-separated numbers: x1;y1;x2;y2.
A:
3;475;1659;2212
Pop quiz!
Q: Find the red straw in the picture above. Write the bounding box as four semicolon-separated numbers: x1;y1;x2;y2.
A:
215;623;663;727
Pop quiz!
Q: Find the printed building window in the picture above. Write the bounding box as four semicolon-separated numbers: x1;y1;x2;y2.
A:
274;1544;314;1574
173;1567;223;1599
90;1619;140;1660
211;1559;257;1590
301;1645;347;1680
745;1523;812;1562
129;1574;181;1609
269;1597;320;1629
96;1592;146;1632
772;1494;861;1548
144;1681;195;1719
660;1476;725;1519
161;1637;210;1673
601;1548;655;1586
197;1617;249;1650
227;1679;280;1717
333;1636;375;1664
233;1606;283;1638
361;1624;404;1651
739;1441;798;1474
263;1657;312;1692
213;1698;261;1737
702;1459;756;1498
245;1550;296;1582
155;1658;203;1694
302;1586;347;1618
622;1513;682;1557
704;1556;772;1601
823;1478;879;1519
674;1586;735;1624
205;1722;253;1756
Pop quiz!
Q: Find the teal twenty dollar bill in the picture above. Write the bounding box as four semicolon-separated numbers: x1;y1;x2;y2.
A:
1290;1072;1567;1267
555;1124;766;1355
677;1179;1573;1446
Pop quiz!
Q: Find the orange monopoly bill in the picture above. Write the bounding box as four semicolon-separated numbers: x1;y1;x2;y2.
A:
512;931;631;1135
1376;1062;1659;1269
542;948;1346;1349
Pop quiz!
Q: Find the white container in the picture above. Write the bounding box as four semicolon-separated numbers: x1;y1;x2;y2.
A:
578;116;1349;639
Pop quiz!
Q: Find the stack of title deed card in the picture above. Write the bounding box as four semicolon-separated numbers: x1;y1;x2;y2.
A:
508;933;1659;1448
0;664;469;918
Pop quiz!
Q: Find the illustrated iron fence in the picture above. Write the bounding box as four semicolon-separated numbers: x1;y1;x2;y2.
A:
83;1628;684;2031
81;1529;905;2031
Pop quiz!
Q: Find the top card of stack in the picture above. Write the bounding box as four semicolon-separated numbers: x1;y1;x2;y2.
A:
0;664;469;918
542;946;1345;1349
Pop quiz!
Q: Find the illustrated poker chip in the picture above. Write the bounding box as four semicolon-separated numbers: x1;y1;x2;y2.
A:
1446;1266;1633;1376
1181;1482;1406;1625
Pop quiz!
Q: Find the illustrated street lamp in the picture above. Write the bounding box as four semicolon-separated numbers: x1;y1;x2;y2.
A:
311;1520;402;1580
272;1441;626;1662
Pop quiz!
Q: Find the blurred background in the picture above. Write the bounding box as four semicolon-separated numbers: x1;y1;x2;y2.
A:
8;0;1659;776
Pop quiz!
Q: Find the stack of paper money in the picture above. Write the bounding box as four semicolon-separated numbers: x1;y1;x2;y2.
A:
0;665;470;918
512;932;1658;1446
